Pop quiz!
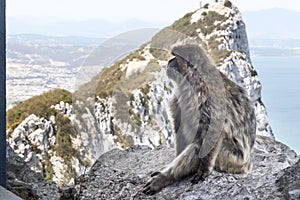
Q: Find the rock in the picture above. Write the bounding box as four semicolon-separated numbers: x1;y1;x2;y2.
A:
51;101;73;117
6;143;60;200
192;2;273;138
276;159;300;199
8;114;56;177
72;136;299;199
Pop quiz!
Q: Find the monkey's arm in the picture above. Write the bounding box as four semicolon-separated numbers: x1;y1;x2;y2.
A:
143;133;224;195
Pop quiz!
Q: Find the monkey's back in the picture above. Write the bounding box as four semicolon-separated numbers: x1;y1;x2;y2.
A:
170;69;256;174
215;73;256;173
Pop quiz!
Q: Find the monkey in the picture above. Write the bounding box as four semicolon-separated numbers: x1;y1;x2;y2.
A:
143;44;256;195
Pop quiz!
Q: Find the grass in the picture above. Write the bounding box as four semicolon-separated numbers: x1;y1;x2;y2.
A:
210;49;232;65
169;12;199;38
6;88;72;131
95;62;125;98
43;152;54;180
197;11;229;36
149;48;171;61
128;60;161;90
127;50;146;61
207;36;231;65
75;49;148;100
167;9;230;65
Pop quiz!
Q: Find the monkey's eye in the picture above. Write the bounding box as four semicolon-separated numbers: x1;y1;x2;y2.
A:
187;62;194;68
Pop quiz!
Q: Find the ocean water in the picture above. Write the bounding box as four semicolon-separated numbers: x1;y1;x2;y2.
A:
252;55;300;154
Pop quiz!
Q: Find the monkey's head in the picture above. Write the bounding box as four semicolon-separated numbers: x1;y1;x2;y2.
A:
166;56;190;82
167;44;208;83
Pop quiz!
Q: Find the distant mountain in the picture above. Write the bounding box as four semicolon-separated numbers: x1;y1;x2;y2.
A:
242;8;300;56
7;16;167;38
243;8;300;39
249;38;300;56
7;34;106;46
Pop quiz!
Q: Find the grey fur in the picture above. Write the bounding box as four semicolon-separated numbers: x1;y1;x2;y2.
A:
143;44;256;195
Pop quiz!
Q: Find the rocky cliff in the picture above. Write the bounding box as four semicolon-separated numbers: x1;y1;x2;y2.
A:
6;1;297;199
72;0;273;156
68;136;300;199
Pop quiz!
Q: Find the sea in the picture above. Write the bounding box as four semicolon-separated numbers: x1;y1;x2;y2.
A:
252;55;300;154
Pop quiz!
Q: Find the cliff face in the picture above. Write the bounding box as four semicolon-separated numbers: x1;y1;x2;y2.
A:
6;1;286;198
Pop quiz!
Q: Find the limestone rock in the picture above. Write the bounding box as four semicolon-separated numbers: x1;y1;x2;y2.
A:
8;114;55;177
71;136;299;199
6;143;60;200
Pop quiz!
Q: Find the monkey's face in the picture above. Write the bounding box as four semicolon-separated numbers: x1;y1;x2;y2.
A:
167;56;191;83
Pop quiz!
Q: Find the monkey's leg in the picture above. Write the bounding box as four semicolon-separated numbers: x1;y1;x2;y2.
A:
190;135;223;184
215;137;253;174
143;143;200;195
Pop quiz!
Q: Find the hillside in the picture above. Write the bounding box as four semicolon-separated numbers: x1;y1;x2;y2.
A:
6;35;95;105
6;89;83;186
6;1;291;199
6;31;159;106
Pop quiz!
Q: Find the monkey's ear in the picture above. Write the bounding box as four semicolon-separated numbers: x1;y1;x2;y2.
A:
171;45;198;66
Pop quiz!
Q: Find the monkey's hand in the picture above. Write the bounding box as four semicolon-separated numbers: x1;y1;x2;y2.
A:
143;171;168;195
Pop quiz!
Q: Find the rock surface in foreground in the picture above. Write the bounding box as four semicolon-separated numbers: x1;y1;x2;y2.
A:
70;136;299;199
6;143;60;200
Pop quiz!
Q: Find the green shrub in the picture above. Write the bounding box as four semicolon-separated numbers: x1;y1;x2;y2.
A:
43;152;54;180
249;67;258;76
224;0;232;8
203;3;209;9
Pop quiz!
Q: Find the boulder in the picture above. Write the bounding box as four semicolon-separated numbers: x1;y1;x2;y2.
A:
70;136;299;199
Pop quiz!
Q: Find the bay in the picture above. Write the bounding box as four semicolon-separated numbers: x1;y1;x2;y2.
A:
252;55;300;154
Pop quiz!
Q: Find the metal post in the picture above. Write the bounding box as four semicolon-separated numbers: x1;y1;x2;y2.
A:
0;0;6;188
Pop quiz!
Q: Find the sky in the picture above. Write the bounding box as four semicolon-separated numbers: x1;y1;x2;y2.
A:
7;0;300;23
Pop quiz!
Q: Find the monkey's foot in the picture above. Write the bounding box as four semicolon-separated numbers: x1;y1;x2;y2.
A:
190;171;209;184
143;171;167;195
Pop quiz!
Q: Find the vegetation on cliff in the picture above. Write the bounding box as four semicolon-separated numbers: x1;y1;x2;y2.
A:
6;89;78;184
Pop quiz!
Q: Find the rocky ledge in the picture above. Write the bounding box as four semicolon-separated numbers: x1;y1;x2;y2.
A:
64;136;300;200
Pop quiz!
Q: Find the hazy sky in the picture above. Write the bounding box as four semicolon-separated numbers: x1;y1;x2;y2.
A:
7;0;300;22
